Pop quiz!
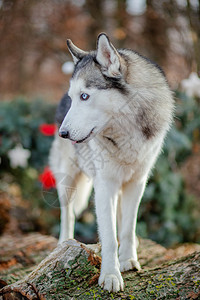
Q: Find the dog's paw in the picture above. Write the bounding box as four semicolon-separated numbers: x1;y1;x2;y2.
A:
98;272;124;293
120;258;141;272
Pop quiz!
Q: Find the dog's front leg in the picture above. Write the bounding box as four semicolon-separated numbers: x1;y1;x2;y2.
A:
119;177;147;272
94;177;123;293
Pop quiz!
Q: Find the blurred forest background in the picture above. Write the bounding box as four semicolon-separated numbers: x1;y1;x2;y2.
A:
0;0;200;247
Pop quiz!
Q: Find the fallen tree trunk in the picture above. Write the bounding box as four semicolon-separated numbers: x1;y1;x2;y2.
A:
0;236;200;299
0;233;57;288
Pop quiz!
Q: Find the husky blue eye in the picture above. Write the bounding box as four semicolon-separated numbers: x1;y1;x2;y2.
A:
80;93;90;101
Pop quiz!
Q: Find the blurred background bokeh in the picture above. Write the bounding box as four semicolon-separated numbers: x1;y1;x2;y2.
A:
0;0;200;247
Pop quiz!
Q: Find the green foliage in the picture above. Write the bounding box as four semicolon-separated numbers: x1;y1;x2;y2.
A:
0;98;56;168
0;98;58;233
0;93;199;246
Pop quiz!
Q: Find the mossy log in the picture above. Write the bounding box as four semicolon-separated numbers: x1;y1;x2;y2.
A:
0;235;200;299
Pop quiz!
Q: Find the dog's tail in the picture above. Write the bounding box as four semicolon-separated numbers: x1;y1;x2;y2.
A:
73;172;93;217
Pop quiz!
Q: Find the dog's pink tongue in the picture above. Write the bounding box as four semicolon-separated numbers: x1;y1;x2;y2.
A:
72;141;77;145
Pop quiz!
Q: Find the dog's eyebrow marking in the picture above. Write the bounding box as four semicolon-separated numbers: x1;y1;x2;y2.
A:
103;76;129;95
86;76;128;95
85;78;108;90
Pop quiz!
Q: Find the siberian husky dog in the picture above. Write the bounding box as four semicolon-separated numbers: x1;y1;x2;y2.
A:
49;33;174;292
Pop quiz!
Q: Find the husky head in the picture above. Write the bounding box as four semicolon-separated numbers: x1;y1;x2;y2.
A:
59;33;128;144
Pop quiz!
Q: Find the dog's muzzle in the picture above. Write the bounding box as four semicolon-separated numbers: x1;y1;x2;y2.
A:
59;127;95;144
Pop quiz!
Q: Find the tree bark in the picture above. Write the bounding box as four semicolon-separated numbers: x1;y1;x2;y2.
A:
0;233;57;289
0;234;200;299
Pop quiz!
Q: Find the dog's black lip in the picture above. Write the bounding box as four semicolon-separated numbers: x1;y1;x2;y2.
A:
71;127;96;144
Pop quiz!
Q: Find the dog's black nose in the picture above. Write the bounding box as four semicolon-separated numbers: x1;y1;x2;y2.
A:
59;130;70;139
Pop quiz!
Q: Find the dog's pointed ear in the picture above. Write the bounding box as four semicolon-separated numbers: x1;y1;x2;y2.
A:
67;39;88;64
96;33;121;78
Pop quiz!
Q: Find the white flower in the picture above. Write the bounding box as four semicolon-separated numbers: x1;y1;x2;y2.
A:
61;61;74;75
8;144;31;168
181;72;200;98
